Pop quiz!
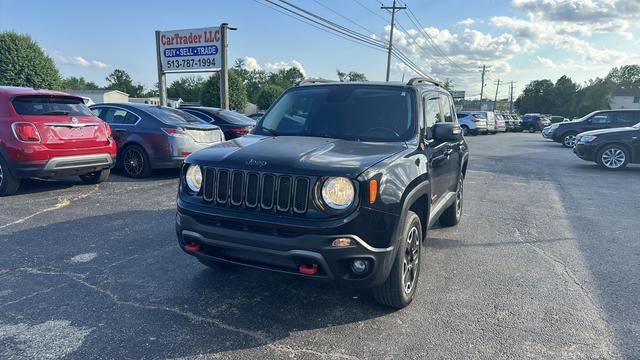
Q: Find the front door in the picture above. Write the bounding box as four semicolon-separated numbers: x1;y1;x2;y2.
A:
423;93;450;206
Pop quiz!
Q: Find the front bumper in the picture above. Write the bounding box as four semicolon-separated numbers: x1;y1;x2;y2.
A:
573;143;597;161
542;128;555;138
176;206;399;288
12;153;115;178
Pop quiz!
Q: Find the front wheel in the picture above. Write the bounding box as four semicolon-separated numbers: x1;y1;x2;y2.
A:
597;145;629;170
461;125;469;136
562;132;578;148
373;210;421;309
0;156;20;197
79;168;110;184
528;125;536;133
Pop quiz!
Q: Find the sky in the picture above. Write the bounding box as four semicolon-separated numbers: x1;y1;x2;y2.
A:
1;0;639;99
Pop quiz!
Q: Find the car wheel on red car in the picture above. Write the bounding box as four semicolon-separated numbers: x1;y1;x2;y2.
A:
0;156;21;197
120;145;152;178
79;168;111;184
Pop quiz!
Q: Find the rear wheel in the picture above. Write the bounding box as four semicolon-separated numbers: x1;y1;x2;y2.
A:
439;174;464;226
528;125;536;133
120;145;152;178
461;125;469;136
79;168;110;184
597;145;629;170
373;210;421;309
562;132;578;148
0;156;20;197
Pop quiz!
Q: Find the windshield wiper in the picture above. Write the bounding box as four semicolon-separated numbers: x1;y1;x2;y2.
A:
260;126;280;136
41;111;70;115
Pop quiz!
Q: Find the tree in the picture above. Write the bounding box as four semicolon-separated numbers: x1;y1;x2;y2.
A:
268;67;305;89
337;69;367;82
105;69;144;97
61;76;100;90
606;65;640;85
167;76;205;102
551;75;578;118
257;84;284;110
574;78;616;117
0;31;61;89
514;79;555;114
200;70;247;111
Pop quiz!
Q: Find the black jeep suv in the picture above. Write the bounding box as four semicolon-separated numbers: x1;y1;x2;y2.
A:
175;78;469;308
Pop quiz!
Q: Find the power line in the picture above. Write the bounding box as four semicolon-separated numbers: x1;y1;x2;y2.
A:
351;0;388;23
311;0;378;35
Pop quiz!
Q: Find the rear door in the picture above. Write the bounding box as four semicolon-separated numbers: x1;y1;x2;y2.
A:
612;111;639;128
12;95;110;149
92;106;140;148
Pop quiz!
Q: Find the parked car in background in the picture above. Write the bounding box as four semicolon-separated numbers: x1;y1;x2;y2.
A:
542;123;560;139
552;109;640;148
247;111;265;121
1;87;116;196
90;104;224;178
457;112;487;135
507;113;522;132
460;111;496;134
180;107;255;140
573;121;640;170
521;113;550;133
551;115;568;123
494;113;507;132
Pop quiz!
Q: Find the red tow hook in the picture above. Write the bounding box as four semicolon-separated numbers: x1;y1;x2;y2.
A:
299;263;318;275
185;242;201;253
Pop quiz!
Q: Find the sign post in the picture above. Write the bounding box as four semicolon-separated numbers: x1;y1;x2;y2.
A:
155;25;226;108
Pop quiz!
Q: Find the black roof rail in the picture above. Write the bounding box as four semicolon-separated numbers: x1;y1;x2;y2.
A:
296;78;334;86
407;77;444;88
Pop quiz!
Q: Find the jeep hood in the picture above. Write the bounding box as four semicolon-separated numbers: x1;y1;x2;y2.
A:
187;135;408;177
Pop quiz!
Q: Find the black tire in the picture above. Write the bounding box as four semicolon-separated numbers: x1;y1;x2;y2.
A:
596;144;629;170
119;145;152;178
0;156;20;197
528;125;536;133
197;257;236;269
461;125;469;136
561;132;578;148
79;168;111;184
439;174;464;226
373;210;422;309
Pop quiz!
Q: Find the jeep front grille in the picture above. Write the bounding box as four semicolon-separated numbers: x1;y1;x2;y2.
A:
202;168;310;214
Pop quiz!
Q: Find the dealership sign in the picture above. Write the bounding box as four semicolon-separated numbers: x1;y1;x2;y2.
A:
158;27;221;72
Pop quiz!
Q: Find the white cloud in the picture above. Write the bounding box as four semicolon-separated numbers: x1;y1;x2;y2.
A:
242;56;262;71
51;51;109;68
457;18;476;27
265;59;306;77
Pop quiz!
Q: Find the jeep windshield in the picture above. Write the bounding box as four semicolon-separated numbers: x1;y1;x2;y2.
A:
256;85;415;142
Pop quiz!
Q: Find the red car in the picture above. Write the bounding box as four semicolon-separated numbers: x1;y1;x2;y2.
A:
0;87;117;196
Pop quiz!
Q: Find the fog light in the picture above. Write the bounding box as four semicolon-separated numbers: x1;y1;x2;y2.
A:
351;259;369;274
331;238;353;247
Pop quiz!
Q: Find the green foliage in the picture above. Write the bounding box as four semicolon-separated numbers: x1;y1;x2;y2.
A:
337;69;367;82
606;65;640;85
0;31;61;89
257;84;284;110
515;79;555;114
550;76;578;118
574;78;616;117
105;69;145;97
167;76;205;102
200;69;247;111
268;67;305;89
61;76;100;90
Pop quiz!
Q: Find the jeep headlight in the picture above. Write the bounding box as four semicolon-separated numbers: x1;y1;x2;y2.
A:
185;165;202;192
321;177;355;210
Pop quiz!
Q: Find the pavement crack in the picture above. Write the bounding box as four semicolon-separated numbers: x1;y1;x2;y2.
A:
0;283;69;309
0;185;99;231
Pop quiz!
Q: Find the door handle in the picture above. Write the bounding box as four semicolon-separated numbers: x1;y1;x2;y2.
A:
444;148;453;156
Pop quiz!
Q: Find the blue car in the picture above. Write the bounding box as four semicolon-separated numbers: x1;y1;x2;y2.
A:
457;112;488;136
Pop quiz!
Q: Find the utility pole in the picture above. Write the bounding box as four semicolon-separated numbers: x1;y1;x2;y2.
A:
155;31;167;107
493;79;501;111
220;23;230;110
479;65;489;110
509;81;516;113
381;0;406;82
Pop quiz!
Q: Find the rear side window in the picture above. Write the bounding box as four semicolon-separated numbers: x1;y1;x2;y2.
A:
12;96;93;116
183;110;214;123
613;111;639;126
144;107;203;125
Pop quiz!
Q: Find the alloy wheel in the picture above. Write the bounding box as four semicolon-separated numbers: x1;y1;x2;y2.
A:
123;148;144;177
563;134;577;147
0;163;4;187
601;148;626;169
402;227;420;294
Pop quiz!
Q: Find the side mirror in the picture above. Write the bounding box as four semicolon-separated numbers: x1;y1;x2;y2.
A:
433;123;462;141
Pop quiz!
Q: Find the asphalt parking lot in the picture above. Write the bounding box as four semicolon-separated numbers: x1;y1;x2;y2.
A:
1;133;638;359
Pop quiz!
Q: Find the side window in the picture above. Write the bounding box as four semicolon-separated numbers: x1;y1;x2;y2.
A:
423;96;442;128
613;112;637;126
99;108;139;125
590;113;611;124
439;95;454;123
91;108;102;117
188;110;214;123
